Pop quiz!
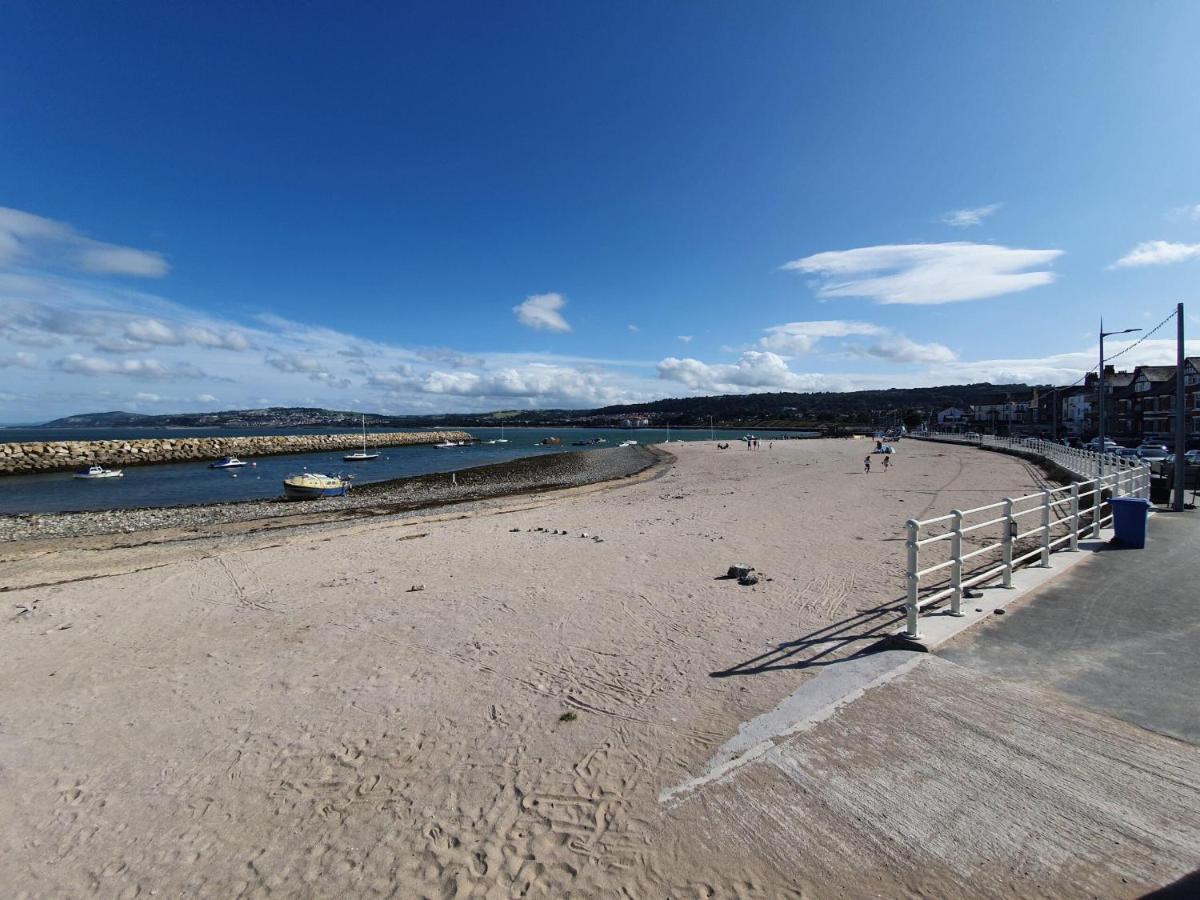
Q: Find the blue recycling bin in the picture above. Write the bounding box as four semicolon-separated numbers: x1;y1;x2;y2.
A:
1110;497;1151;549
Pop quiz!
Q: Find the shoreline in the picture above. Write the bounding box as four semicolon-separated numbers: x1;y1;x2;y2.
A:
0;445;668;544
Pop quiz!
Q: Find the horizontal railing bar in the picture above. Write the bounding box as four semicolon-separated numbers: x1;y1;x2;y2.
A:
1012;547;1043;566
916;559;955;577
960;545;999;563
961;565;1005;589
915;587;956;609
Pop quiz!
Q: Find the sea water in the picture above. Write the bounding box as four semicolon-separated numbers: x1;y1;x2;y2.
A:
0;426;813;514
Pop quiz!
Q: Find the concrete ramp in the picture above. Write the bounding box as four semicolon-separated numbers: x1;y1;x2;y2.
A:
666;655;1200;897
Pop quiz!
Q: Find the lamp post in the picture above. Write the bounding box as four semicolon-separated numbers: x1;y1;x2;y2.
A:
1098;321;1141;473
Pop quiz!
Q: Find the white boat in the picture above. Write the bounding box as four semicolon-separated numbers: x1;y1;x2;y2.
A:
344;415;380;461
618;440;638;448
493;423;509;444
283;473;349;500
434;440;460;449
208;455;247;469
74;465;123;479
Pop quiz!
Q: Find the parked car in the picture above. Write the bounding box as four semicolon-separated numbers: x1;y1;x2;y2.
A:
1164;450;1200;467
1136;443;1169;454
1084;437;1120;451
1136;446;1170;461
1115;447;1140;461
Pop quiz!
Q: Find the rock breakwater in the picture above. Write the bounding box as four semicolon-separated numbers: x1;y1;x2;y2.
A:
0;431;474;476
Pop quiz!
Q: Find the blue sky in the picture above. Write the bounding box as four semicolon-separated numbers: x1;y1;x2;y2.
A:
2;1;1199;420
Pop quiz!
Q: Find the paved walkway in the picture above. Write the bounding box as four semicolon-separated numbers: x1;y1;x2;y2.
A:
940;509;1200;745
662;510;1200;895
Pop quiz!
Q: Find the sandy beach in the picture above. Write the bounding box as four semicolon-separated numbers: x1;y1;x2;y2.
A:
0;438;1058;896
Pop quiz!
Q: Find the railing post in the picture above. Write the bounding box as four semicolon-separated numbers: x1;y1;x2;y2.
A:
949;509;965;617
1092;478;1103;538
904;519;921;638
1002;497;1015;588
1069;482;1080;551
1040;489;1051;567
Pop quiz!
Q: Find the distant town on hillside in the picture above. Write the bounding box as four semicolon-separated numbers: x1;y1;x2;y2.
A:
29;361;1200;448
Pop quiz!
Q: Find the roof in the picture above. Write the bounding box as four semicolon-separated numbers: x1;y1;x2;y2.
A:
1134;365;1176;383
1106;372;1135;388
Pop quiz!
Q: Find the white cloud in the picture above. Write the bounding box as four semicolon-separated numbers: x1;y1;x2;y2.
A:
80;245;169;277
370;362;630;407
513;292;571;332
93;336;154;353
627;324;639;333
265;353;324;373
850;334;957;364
757;320;955;363
931;336;1200;385
782;242;1063;304
1110;240;1200;269
677;335;693;343
134;392;162;403
56;354;205;380
760;320;884;355
941;203;1004;228
196;393;218;403
181;325;249;351
0;206;168;278
658;350;845;394
414;347;485;368
125;318;183;345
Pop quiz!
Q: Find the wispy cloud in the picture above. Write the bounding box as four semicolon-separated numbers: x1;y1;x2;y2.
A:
1110;240;1200;268
513;292;571;332
626;324;639;333
1167;203;1200;222
57;354;207;380
677;335;693;343
941;203;1004;228
760;320;955;363
0;350;37;369
0;206;168;277
760;320;884;355
782;242;1063;305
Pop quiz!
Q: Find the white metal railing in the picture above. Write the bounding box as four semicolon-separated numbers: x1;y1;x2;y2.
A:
900;432;1150;638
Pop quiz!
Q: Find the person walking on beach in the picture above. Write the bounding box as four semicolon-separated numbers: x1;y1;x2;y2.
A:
883;454;890;472
864;455;871;474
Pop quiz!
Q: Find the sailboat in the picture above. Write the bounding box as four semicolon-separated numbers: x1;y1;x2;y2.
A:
343;415;380;461
485;422;509;444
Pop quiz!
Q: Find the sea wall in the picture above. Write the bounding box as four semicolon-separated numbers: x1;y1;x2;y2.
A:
0;431;474;476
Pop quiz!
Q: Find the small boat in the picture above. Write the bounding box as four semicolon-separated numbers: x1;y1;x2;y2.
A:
344;415;380;461
208;455;247;469
618;440;639;448
282;473;350;500
493;423;509;444
434;440;460;449
74;465;123;479
537;437;561;446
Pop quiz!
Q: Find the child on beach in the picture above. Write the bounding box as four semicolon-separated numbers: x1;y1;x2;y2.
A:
864;455;871;474
883;455;890;472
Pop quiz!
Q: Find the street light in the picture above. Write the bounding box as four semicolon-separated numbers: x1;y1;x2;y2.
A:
1098;321;1141;469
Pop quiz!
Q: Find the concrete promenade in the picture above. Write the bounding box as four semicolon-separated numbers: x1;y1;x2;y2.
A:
666;509;1200;896
942;508;1200;745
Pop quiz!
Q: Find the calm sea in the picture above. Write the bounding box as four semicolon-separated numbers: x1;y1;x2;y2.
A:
0;426;815;515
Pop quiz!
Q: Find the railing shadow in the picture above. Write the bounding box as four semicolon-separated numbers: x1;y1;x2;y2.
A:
710;596;910;677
